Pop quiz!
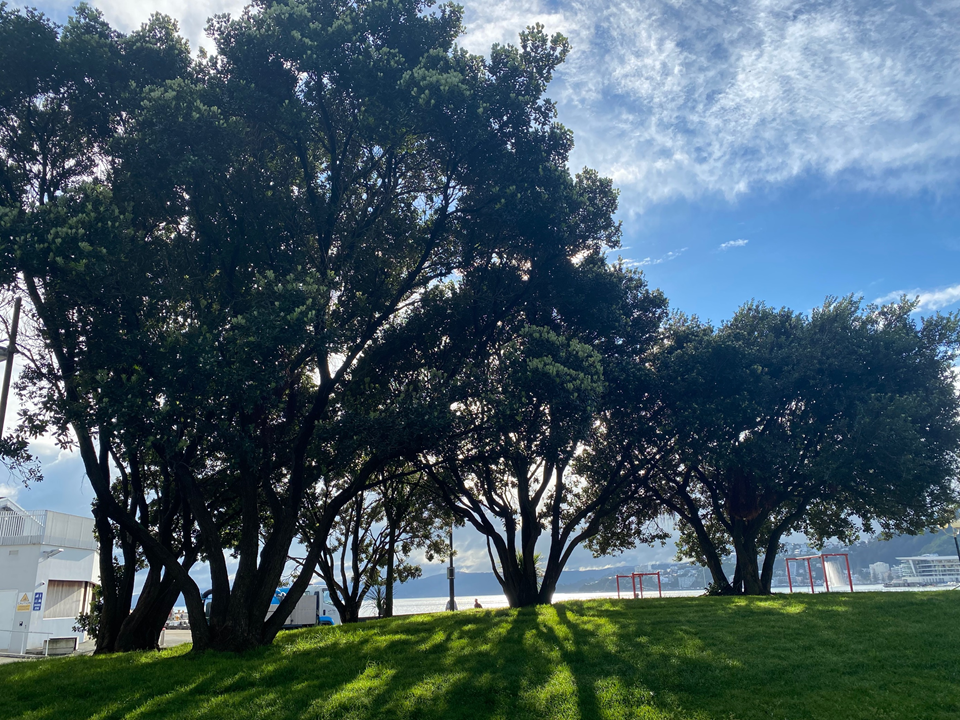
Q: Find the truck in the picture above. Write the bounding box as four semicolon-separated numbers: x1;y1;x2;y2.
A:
201;585;341;628
266;585;341;628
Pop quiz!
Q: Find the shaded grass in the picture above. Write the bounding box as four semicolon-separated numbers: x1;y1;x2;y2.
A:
1;592;958;719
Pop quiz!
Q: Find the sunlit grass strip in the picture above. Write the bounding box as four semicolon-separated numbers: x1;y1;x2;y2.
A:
1;592;959;720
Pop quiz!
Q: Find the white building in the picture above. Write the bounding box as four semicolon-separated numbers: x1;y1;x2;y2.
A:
0;497;99;654
896;554;960;585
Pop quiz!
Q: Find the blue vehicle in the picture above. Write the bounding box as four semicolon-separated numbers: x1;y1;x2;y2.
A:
203;586;341;627
267;586;341;627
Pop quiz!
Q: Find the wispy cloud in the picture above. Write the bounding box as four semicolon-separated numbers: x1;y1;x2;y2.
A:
42;1;960;210
625;247;687;267
41;1;247;52
462;1;960;209
874;283;960;312
719;239;749;251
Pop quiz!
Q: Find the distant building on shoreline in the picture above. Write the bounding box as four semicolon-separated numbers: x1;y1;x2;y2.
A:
895;555;960;586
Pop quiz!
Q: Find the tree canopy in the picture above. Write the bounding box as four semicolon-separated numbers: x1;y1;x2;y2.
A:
416;261;670;607
593;297;960;594
2;1;958;652
1;0;631;649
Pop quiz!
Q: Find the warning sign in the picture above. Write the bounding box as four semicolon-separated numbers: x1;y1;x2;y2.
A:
16;593;31;612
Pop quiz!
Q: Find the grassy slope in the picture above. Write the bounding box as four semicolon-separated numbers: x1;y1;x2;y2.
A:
2;592;958;720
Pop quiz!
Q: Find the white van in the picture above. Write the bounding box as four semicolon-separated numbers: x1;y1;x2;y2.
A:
266;586;341;627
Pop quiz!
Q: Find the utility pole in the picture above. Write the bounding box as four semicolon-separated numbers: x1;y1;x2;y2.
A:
0;297;21;437
447;524;456;611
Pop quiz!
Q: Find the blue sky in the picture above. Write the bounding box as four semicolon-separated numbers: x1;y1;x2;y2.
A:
4;0;959;576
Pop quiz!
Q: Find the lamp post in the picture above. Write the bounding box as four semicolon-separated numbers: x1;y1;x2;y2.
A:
447;524;456;611
0;297;21;437
937;512;960;589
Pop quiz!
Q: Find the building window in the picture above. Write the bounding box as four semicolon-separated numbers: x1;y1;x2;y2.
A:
43;581;91;619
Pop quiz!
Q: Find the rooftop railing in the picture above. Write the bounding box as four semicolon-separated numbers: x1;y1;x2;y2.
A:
0;510;96;550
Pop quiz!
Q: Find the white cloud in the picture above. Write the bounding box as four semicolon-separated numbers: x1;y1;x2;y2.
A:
461;0;572;54
874;283;960;311
464;0;960;209
40;1;960;209
41;0;246;52
626;247;687;267
719;239;749;250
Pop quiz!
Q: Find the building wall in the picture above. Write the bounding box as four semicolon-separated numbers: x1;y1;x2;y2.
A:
0;544;40;653
30;544;100;650
897;555;960;584
0;540;99;652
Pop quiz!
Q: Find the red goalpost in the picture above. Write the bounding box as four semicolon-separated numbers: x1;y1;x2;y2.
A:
616;571;663;599
785;553;854;593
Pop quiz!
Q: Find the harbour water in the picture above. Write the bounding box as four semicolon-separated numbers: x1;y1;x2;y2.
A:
383;589;704;617
372;582;951;618
165;582;954;624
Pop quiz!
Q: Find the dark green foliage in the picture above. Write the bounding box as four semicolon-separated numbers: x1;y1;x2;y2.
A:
1;0;628;651
72;582;103;638
594;296;960;594
418;263;670;607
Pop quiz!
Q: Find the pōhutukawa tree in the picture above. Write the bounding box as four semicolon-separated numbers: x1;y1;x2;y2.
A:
417;261;670;607
596;297;960;595
0;5;205;652
376;464;453;618
300;461;450;622
2;1;635;650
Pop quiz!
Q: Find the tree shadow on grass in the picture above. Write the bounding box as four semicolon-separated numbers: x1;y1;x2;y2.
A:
0;610;561;720
3;594;960;720
546;592;960;720
353;607;562;720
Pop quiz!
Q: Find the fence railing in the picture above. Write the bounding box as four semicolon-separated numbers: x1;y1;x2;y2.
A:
0;510;46;546
0;629;56;656
0;510;96;550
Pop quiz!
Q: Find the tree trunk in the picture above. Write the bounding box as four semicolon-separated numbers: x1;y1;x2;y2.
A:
680;510;736;594
384;524;396;618
92;509;136;654
759;531;785;594
115;564;180;652
496;550;540;608
705;551;736;595
732;521;768;595
537;565;561;605
730;558;743;594
340;601;363;624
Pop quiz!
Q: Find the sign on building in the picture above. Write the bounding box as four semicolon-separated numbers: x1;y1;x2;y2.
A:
33;592;42;611
16;593;31;612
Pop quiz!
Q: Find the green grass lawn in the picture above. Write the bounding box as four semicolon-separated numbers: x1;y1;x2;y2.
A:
2;592;958;720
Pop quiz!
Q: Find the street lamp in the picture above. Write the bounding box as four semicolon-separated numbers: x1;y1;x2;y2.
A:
446;524;456;611
936;511;960;589
0;297;21;437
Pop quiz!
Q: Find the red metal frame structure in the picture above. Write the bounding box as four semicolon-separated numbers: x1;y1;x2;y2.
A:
615;572;663;599
615;573;636;599
785;553;854;593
